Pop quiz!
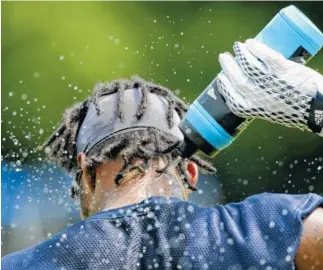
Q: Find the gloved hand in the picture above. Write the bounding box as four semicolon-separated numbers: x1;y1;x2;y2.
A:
217;39;323;136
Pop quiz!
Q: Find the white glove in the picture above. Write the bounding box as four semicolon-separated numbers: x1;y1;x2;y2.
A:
217;39;323;136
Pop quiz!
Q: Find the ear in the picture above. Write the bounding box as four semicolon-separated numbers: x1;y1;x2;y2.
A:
185;161;198;188
77;152;93;190
77;152;86;168
77;152;94;219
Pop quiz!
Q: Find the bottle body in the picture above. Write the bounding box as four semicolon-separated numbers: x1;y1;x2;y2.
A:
179;5;323;158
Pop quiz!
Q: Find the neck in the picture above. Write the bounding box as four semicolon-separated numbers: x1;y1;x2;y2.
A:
95;171;187;211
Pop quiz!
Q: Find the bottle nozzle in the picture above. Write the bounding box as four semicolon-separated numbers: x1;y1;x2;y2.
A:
177;139;198;159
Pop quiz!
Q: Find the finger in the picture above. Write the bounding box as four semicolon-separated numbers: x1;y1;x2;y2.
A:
245;39;285;64
218;52;249;88
233;41;268;78
217;73;250;111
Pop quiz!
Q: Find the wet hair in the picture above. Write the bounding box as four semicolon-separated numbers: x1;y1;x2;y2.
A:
43;76;217;199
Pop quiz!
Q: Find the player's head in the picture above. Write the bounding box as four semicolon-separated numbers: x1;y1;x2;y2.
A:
43;77;216;218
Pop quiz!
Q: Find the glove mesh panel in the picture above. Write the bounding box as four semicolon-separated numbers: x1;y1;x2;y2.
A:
218;44;315;131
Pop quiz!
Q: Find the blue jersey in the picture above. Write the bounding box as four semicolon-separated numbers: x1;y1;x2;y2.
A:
2;193;323;270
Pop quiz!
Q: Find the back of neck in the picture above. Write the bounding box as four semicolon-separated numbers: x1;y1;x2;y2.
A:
99;173;185;211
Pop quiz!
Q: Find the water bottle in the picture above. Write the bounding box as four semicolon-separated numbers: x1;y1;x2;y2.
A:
178;5;323;158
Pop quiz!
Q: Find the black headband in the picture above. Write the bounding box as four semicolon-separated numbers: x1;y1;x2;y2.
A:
76;88;184;154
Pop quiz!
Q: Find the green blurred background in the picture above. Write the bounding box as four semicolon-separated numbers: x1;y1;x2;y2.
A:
2;1;323;202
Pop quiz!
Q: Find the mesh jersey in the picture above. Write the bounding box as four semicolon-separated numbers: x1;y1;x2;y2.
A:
2;193;323;270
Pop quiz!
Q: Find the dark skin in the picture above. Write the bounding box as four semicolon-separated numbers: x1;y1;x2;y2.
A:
78;152;323;269
77;153;198;218
296;207;323;269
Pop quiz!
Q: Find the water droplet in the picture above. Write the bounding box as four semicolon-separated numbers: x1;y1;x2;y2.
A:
227;238;234;245
259;259;266;265
187;205;194;213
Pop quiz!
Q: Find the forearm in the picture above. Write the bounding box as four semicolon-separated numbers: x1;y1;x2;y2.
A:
295;207;323;269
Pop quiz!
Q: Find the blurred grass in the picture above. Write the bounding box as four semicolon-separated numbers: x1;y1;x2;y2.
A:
2;2;323;201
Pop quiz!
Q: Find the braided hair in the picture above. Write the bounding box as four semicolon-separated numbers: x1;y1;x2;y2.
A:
43;76;217;199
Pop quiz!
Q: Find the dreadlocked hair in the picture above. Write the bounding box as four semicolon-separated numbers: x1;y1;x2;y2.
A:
43;76;217;199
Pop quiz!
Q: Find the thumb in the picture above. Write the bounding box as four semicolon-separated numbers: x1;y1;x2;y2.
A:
245;39;285;65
